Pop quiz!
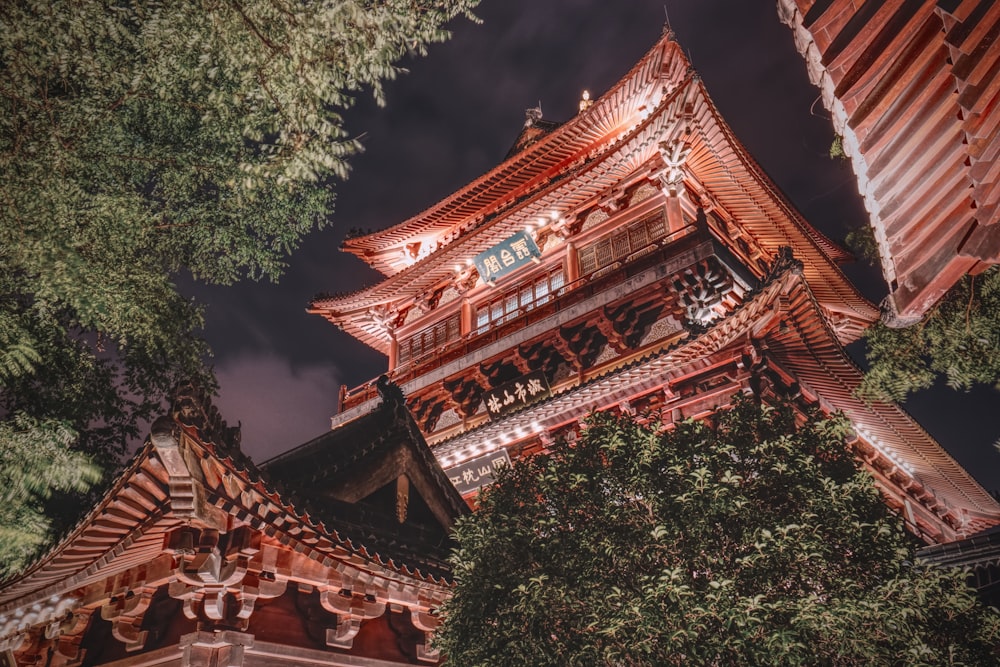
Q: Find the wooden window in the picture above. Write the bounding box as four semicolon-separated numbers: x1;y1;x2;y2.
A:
577;209;668;276
398;313;460;367
475;268;565;334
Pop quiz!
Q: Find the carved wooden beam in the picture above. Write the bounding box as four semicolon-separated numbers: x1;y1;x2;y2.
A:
555;322;608;370
166;526;286;632
442;375;485;419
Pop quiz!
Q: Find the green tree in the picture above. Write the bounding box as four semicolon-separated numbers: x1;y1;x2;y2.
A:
0;415;101;579
859;266;1000;402
0;0;479;575
437;399;1000;666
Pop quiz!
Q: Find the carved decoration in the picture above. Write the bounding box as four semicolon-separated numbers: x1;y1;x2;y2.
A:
48;608;94;667
579;208;609;233
100;586;156;652
598;300;666;352
438;285;460;307
318;586;387;650
657;139;691;195
396;475;410;524
368;304;406;336
517;341;568;382
764;246;804;282
554;322;608;370
629;181;659;206
415;288;443;315
453;267;480;295
410;608;440;662
668;257;736;326
1;595;81;667
170;383;242;456
166;526;287;632
409;396;446;433
477;359;520;388
442;376;485;419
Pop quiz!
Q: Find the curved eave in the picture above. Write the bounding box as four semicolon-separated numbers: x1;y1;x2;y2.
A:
311;66;701;353
685;77;878;340
314;73;875;351
0;426;453;621
765;274;1000;533
433;269;1000;539
778;0;1000;319
0;441;170;609
341;32;690;276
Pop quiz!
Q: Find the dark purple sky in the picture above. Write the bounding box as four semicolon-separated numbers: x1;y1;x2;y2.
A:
191;1;1000;492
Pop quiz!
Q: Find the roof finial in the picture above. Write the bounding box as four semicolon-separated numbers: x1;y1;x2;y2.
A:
662;4;675;40
578;90;593;114
524;102;543;127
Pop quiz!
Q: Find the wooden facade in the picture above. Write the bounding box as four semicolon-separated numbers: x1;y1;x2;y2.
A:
312;29;1000;542
777;0;1000;323
0;383;467;666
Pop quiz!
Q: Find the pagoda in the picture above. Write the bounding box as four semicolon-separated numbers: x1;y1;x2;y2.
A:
778;0;1000;322
310;28;1000;543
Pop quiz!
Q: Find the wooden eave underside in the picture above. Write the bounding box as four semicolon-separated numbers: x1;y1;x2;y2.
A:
314;50;874;353
779;0;1000;317
432;268;1000;538
763;272;1000;533
261;399;470;533
340;34;688;274
0;429;451;620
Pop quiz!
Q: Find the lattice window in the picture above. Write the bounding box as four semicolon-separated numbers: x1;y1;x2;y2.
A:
398;313;460;367
577;209;668;276
475;269;565;334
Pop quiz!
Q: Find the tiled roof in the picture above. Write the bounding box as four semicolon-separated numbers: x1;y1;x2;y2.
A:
311;31;874;353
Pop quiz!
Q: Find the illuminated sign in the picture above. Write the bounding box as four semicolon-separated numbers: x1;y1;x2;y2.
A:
483;370;551;419
445;449;512;495
473;231;541;284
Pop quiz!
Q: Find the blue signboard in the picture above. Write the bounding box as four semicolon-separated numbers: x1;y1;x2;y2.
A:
473;231;541;284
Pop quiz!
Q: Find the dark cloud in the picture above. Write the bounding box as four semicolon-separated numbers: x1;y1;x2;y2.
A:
188;1;1000;492
212;354;342;461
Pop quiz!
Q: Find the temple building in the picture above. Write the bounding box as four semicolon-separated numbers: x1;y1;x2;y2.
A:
777;0;1000;323
2;26;999;667
0;383;467;666
311;29;999;543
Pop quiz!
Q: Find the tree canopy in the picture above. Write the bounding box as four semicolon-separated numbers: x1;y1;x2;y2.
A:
859;266;1000;402
0;0;479;578
436;399;1000;666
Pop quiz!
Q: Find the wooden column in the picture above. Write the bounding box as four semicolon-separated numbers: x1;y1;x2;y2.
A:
665;194;685;234
565;242;579;284
387;335;398;371
460;298;474;336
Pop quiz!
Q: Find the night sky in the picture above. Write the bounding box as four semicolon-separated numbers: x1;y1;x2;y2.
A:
190;1;1000;493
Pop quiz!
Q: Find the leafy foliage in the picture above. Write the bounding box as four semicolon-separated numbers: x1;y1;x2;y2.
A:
0;0;478;575
0;414;101;579
844;223;879;267
437;399;1000;666
829;134;845;160
860;267;1000;401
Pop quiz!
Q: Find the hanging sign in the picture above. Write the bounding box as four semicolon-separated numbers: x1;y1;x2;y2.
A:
483;370;551;419
473;231;541;284
445;449;512;495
